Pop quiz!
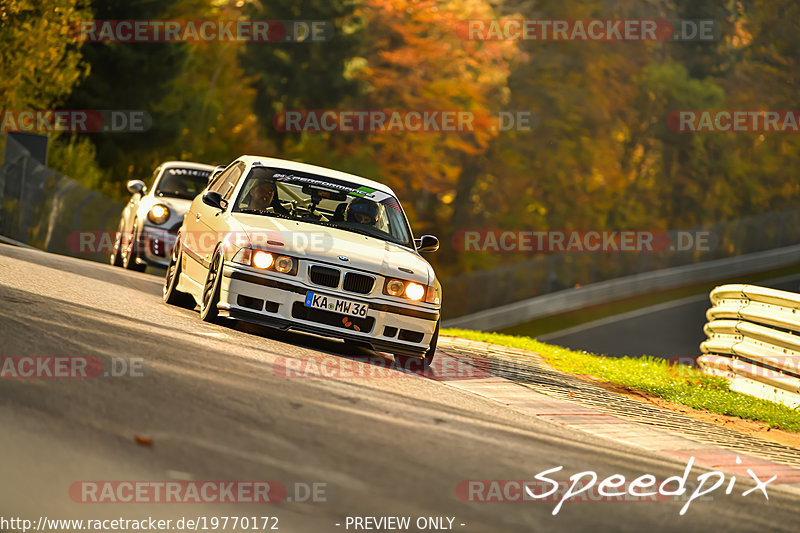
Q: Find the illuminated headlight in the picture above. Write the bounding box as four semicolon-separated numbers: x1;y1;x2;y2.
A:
231;247;297;275
147;204;170;224
405;282;425;301
383;278;429;302
385;279;405;297
274;255;294;274
252;250;274;269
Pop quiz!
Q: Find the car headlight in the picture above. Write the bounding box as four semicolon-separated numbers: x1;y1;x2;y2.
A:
384;279;406;297
274;255;294;274
231;248;297;275
252;250;274;269
405;282;425;301
147;204;170;225
383;278;431;302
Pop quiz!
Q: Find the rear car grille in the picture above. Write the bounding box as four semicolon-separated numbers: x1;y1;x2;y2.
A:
343;272;375;294
291;302;374;333
309;265;340;288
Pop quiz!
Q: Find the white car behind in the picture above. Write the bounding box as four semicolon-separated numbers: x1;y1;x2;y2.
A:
111;161;216;270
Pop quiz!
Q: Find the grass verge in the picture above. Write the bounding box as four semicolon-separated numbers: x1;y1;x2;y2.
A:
443;328;800;432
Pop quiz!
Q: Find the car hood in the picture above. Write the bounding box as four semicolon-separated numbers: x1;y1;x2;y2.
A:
231;214;434;284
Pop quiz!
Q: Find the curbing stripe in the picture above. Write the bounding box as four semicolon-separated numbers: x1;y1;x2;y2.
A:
434;339;800;488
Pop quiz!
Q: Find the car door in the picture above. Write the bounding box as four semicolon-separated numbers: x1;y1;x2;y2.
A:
185;162;245;283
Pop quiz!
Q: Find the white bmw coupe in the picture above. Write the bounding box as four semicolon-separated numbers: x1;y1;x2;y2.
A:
163;156;442;368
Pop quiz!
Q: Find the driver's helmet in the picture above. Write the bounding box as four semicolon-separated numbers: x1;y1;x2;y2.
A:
346;197;379;225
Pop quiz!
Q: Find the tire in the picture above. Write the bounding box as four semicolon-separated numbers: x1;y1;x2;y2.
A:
109;219;124;267
395;320;439;371
163;242;196;309
200;249;224;323
122;220;147;272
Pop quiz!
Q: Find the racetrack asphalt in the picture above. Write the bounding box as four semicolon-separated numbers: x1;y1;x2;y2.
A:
2;243;799;532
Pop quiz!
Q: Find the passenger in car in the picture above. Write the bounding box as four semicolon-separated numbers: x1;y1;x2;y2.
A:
346;198;380;226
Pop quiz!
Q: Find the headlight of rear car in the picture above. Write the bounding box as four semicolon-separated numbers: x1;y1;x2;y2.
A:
383;278;432;303
232;248;297;275
147;204;170;225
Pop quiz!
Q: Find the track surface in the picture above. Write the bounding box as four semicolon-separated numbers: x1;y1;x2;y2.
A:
2;243;799;532
541;275;800;360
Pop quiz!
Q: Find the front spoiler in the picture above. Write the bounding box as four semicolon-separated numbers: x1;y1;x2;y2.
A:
219;307;428;359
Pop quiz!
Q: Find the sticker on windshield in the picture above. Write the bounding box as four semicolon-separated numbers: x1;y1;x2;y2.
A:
270;172;394;203
168;168;211;177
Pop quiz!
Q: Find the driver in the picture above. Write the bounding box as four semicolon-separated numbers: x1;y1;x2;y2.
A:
345;197;380;226
243;177;288;214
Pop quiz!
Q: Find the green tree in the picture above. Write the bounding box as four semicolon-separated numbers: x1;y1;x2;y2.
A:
63;0;187;179
0;0;90;110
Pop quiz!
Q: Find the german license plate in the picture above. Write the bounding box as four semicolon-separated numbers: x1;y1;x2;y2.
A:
304;292;368;317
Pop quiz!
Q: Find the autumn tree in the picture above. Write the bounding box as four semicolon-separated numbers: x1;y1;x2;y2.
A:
352;0;520;241
0;0;90;110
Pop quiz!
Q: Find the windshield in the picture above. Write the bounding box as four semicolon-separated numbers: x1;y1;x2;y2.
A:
155;167;212;200
233;166;414;248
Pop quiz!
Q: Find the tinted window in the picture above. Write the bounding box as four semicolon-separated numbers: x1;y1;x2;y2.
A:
155;168;212;200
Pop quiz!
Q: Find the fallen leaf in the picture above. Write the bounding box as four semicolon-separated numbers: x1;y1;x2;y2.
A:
134;435;153;446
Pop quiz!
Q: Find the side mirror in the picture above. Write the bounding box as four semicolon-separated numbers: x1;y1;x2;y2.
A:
202;190;227;210
415;235;439;253
126;179;146;195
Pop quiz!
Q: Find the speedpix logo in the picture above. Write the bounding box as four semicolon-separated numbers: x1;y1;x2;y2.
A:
457;457;776;515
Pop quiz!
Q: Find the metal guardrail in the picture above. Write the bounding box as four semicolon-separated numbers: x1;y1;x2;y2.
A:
0;149;122;262
444;246;800;331
699;284;800;408
443;208;800;319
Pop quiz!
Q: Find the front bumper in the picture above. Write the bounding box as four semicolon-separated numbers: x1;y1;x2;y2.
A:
138;223;180;268
218;263;439;358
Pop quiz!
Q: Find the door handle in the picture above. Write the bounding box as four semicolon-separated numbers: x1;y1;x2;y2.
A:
195;213;202;221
